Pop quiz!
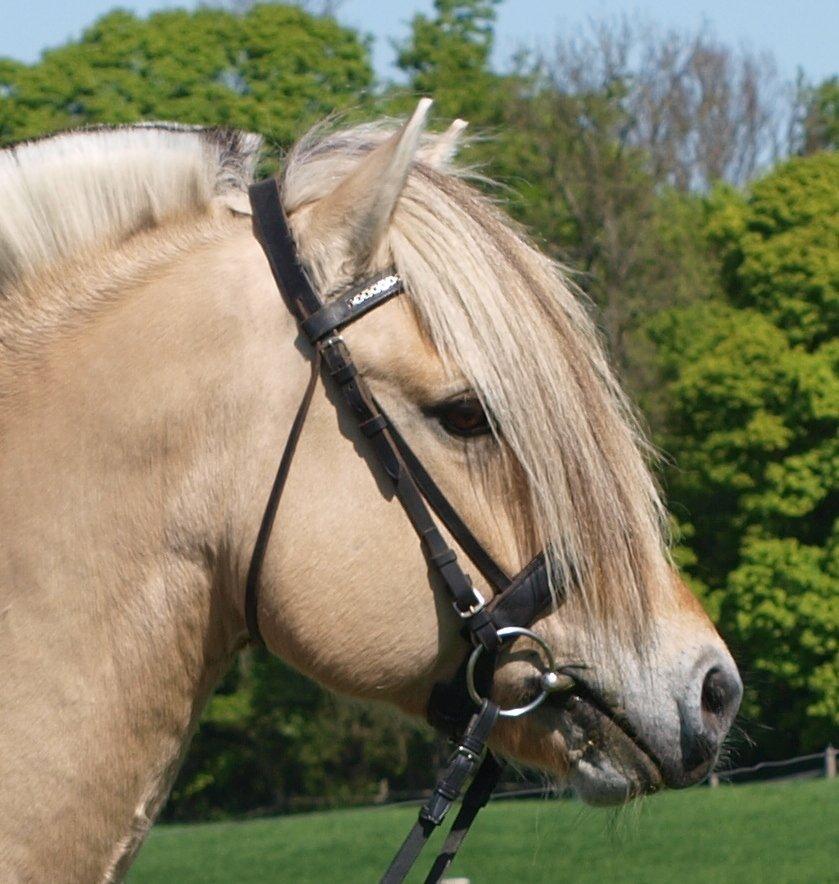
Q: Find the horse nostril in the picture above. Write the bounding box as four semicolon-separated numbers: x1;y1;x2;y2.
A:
701;667;726;716
676;662;742;783
700;665;741;734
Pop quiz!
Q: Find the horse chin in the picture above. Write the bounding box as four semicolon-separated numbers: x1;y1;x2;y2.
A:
517;691;664;807
566;742;662;806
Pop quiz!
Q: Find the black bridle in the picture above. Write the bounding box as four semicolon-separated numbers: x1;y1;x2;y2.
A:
245;178;559;883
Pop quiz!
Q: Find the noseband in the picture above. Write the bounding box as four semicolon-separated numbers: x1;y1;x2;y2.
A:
246;178;558;883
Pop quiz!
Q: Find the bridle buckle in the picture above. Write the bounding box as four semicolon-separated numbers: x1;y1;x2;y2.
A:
453;587;486;619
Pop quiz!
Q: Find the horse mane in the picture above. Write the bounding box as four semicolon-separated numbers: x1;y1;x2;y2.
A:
0;124;261;296
283;122;671;634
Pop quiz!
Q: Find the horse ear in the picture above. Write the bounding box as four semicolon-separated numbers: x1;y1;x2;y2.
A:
308;98;432;271
425;119;468;168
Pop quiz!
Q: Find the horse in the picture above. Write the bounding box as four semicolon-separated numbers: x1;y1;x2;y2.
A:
0;102;741;881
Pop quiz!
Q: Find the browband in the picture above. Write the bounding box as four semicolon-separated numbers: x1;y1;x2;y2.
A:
302;273;404;342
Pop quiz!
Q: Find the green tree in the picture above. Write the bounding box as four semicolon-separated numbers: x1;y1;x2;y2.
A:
0;4;372;146
501;79;722;377
650;153;839;758
801;75;839;155
727;531;838;750
395;0;502;121
708;155;839;349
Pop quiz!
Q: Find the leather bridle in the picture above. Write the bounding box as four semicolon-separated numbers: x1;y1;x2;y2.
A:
245;178;562;883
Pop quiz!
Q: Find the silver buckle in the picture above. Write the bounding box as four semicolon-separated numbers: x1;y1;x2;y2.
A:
320;334;344;350
453;588;486;619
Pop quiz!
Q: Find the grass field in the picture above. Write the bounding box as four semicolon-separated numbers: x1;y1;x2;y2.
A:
128;779;837;883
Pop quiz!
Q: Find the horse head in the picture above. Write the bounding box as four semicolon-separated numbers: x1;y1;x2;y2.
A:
246;100;742;804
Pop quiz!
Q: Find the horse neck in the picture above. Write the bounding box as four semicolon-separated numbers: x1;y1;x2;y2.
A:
0;219;290;880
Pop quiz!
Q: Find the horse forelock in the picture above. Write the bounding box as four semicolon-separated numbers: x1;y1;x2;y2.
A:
283;122;672;641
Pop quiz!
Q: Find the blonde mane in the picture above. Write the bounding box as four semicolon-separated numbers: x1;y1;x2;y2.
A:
283;122;671;629
0;124;261;296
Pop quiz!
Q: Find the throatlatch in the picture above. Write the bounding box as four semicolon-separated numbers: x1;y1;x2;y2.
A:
246;177;559;883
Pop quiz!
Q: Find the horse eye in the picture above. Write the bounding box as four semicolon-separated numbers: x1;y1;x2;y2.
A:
435;397;491;438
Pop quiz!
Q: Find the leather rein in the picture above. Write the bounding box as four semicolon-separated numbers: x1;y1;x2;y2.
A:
245;178;560;883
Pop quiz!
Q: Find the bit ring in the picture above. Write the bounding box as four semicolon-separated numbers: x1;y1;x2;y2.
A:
466;626;560;719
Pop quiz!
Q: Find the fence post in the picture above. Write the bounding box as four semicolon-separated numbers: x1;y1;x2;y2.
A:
709;772;720;788
826;745;836;779
374;778;390;803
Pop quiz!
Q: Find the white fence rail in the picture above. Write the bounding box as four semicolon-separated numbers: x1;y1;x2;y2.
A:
707;744;836;786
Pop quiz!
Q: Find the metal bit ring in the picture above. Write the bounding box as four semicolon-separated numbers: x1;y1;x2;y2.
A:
466;626;561;719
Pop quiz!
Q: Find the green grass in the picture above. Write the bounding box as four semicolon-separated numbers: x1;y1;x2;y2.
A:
129;779;838;883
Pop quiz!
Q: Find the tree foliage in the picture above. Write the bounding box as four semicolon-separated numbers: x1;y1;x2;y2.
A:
537;19;790;192
801;75;839;155
650;153;838;757
395;0;502;121
708;154;839;348
727;532;838;749
498;78;722;377
0;5;372;146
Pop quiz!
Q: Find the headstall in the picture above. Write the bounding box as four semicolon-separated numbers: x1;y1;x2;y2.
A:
246;178;562;883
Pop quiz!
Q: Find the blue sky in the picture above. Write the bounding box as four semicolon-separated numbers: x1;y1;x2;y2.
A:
1;0;836;84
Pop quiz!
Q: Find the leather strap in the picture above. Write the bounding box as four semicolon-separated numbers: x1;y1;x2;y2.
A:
301;273;403;342
491;551;553;629
380;702;500;884
249;179;321;317
320;336;501;652
426;552;553;736
248;178;500;652
245;350;322;645
423;752;505;883
382;413;511;593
